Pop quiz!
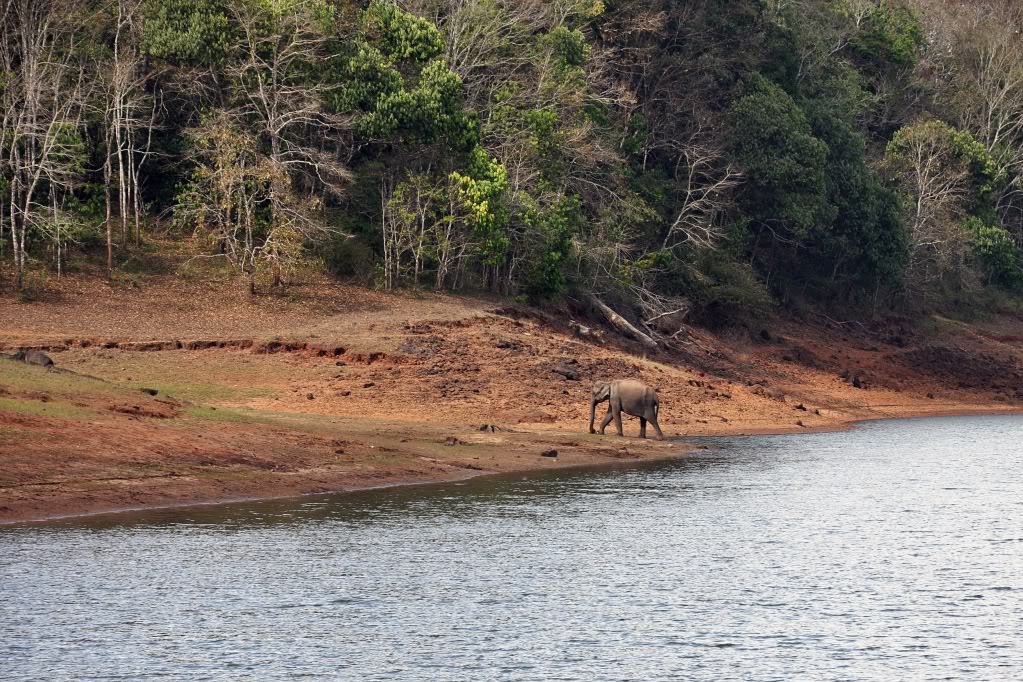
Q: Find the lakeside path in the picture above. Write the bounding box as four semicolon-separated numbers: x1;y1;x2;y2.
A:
3;276;1022;522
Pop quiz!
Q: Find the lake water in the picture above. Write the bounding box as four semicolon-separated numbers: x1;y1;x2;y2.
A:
3;415;1022;680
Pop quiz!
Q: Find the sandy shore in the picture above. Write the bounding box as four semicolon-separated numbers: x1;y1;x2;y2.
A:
2;275;1022;523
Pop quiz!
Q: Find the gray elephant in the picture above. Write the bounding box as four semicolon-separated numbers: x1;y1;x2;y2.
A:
589;379;663;440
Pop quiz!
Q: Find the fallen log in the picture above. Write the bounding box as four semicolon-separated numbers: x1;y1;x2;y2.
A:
589;297;659;350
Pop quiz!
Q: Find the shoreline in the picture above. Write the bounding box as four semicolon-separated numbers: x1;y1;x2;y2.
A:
4;405;1019;526
4;278;1023;525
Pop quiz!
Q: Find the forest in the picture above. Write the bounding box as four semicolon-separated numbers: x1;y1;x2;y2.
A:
1;0;1022;329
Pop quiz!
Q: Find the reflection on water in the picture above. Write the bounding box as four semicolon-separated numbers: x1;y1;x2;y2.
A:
3;415;1022;680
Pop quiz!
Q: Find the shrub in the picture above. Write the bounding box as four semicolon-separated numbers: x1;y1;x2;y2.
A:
321;237;378;285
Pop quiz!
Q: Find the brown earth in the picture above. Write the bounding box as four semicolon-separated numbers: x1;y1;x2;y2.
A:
2;273;1022;523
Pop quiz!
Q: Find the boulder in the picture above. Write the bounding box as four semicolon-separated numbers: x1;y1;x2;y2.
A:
13;350;54;368
551;364;580;381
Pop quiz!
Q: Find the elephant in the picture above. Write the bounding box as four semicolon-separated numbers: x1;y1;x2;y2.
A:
589;379;663;440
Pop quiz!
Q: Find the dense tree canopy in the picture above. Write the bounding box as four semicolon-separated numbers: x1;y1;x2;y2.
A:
3;0;1023;324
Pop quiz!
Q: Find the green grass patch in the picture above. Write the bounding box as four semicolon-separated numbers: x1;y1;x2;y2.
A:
0;396;97;420
131;382;257;403
0;360;119;396
184;405;276;425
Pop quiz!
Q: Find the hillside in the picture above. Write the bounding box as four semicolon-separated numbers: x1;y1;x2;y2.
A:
2;274;1021;522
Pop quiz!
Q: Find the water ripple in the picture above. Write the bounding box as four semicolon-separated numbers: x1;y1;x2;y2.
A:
2;415;1023;680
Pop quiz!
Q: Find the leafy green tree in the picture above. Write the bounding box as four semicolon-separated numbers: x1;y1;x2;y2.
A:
807;103;909;294
362;0;444;63
518;194;581;302
141;0;231;65
450;145;509;268
967;217;1022;288
728;74;833;279
335;1;475;146
851;1;924;68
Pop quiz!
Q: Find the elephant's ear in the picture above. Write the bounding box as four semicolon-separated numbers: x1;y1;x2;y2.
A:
593;382;610;401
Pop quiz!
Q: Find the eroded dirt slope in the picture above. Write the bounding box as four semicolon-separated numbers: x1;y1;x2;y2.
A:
2;275;1021;521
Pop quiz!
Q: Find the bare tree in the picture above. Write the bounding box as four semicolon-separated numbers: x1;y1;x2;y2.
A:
884;120;977;290
380;171;440;289
662;142;741;253
226;0;350;287
914;0;1023;235
174;0;351;293
1;0;88;290
100;0;159;277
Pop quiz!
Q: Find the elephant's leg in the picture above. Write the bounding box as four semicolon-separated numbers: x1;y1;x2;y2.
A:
599;408;614;435
612;402;624;436
648;410;664;440
639;416;647;439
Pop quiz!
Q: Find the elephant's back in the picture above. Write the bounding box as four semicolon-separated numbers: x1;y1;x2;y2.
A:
616;378;650;393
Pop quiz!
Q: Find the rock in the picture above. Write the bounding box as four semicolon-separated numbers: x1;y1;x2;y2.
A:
141;388;159;396
795;403;807;411
796;420;805;428
552;364;580;381
760;329;772;342
307;392;315;400
13;350;54;367
444;436;464;446
478;424;500;432
841;368;867;388
753;385;786;402
927;392;935;400
495;339;516;349
335;360;347;367
569;321;604;343
363;382;375;388
541;449;559;458
336;390;352;397
782;345;821;368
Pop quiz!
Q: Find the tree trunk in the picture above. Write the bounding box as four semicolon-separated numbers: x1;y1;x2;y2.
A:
104;138;113;278
590;297;659;350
